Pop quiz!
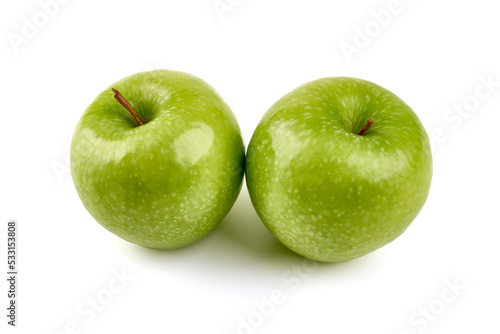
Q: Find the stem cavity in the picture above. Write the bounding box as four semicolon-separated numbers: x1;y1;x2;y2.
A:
357;117;374;136
112;88;145;126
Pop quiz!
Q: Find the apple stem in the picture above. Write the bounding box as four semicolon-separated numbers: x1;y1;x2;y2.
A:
357;117;374;135
111;88;145;126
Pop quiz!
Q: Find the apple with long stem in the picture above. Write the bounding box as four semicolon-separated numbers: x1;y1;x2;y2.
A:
246;77;432;262
71;70;245;249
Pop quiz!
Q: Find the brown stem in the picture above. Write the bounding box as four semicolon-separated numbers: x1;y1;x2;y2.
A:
357;117;374;135
111;88;144;126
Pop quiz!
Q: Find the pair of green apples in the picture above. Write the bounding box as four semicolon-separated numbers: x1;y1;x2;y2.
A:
71;70;432;263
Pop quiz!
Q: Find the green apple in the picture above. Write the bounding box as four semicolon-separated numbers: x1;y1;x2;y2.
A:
246;77;432;262
71;70;245;249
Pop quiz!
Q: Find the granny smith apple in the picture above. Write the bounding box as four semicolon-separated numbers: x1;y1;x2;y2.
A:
246;77;432;262
71;70;245;249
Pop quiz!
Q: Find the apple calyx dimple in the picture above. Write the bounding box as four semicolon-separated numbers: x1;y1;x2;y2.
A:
356;117;374;136
111;88;145;126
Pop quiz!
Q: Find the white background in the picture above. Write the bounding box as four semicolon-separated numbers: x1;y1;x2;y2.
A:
1;0;499;333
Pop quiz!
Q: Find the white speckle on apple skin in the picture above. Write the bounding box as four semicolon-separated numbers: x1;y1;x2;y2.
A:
246;77;432;262
71;70;245;249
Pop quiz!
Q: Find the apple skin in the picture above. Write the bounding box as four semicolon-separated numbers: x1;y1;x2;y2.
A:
71;70;245;249
246;77;432;262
